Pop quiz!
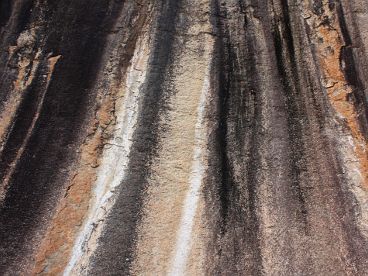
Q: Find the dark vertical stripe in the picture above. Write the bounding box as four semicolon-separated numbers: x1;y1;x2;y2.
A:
206;1;263;275
89;1;183;275
0;0;126;273
336;3;368;137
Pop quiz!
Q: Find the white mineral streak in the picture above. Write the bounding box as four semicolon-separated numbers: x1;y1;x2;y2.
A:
63;32;151;275
332;127;368;239
168;50;213;276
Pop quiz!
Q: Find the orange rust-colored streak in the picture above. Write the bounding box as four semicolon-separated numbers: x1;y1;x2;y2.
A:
32;132;103;275
31;86;116;275
31;7;150;273
312;3;368;186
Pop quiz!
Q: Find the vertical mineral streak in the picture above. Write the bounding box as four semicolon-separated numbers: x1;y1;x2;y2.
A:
168;50;213;276
0;0;368;275
64;27;151;275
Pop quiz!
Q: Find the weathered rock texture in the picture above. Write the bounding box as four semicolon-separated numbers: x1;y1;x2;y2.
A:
0;0;368;275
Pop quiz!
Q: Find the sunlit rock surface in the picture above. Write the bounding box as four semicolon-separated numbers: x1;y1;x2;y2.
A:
1;0;368;275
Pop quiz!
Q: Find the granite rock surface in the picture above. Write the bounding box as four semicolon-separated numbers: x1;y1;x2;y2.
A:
0;0;368;275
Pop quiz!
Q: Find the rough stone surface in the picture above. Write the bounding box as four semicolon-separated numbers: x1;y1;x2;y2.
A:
0;0;368;275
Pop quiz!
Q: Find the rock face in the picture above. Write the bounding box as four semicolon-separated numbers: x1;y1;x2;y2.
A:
0;0;368;275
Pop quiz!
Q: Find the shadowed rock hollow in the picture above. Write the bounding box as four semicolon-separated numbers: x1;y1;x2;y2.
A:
0;0;368;275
